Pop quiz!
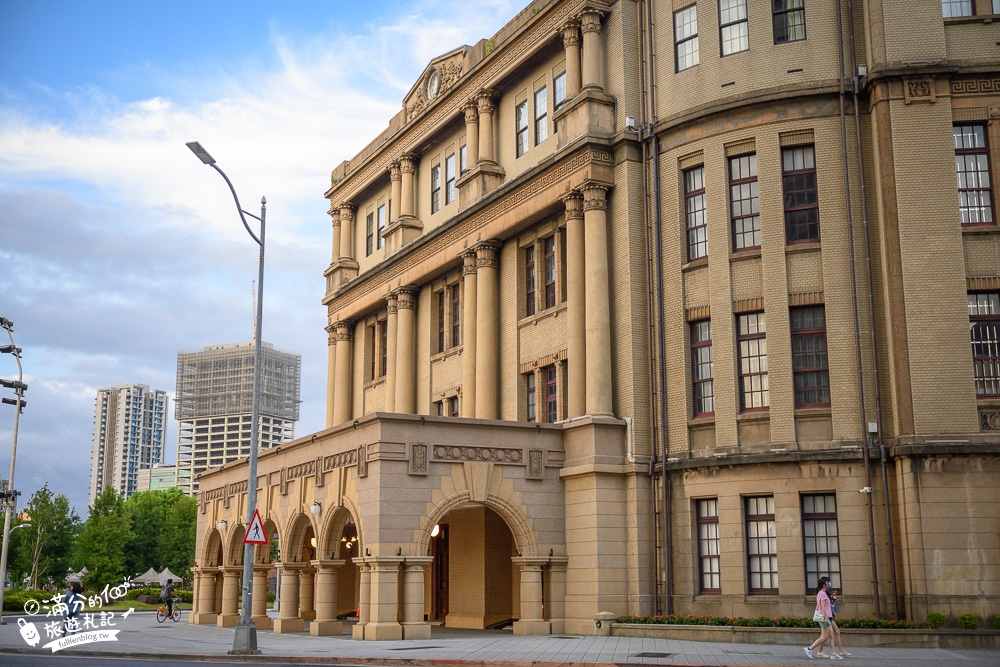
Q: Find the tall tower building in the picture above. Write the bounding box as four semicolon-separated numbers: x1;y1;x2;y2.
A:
89;384;167;505
175;341;300;494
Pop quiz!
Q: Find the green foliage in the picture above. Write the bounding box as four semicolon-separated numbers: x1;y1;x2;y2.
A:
124;586;192;603
957;613;980;629
926;612;947;629
159;490;197;580
617;614;924;630
73;487;132;590
2;589;54;612
11;485;80;589
994;613;1000;630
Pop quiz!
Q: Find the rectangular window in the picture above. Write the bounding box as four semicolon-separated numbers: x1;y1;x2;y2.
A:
366;323;377;381
516;100;529;158
675;5;700;71
554;71;567;107
791;306;830;407
448;396;459;417
954;124;994;225
942;0;974;16
445;153;456;205
544;365;558;423
431;165;441;214
802;494;841;591
697;499;721;594
969;292;1000;397
450;283;461;347
995;0;1000;14
738;312;769;410
378;320;388;378
525;246;536;317
460;144;467;173
366;212;374;256
543;236;556;309
719;0;749;55
730;154;760;250
745;495;778;594
437;291;446;353
534;86;548;145
691;320;714;416
773;0;806;43
526;372;537;422
783;145;820;243
376;203;386;250
685;166;708;260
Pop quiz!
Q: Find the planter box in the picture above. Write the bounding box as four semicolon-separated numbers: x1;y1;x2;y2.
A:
611;623;1000;649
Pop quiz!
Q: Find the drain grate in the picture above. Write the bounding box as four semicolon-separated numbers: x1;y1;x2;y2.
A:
632;652;673;658
389;646;443;651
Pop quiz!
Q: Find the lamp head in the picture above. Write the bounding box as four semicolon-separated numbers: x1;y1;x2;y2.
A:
186;141;216;165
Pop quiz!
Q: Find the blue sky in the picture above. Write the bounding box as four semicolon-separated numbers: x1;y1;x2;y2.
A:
0;0;516;517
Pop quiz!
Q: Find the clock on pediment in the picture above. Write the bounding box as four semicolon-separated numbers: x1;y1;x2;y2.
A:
426;69;440;100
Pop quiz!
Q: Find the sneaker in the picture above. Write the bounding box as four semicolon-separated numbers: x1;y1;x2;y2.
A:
840;652;851;657
830;654;844;660
816;652;829;658
804;647;814;659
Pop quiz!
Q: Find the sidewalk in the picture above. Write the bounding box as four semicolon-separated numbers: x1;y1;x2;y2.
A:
1;610;998;666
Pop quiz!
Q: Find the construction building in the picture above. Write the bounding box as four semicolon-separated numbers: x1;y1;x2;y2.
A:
175;342;300;494
191;0;1000;638
136;463;190;493
89;384;166;504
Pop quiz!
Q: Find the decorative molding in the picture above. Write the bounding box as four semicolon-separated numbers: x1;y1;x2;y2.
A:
951;79;1000;96
395;285;418;310
409;443;429;476
407;61;464;120
981;410;1000;431
358;443;368;478
322;449;358;472
779;129;815;147
686;305;711;322
527;449;545;479
969;276;1000;291
725;138;756;157
519;348;568;374
789;291;824;307
733;297;764;313
433;445;524;464
953;107;989;123
903;77;935;104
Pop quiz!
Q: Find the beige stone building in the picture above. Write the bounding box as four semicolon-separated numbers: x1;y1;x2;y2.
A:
191;0;1000;638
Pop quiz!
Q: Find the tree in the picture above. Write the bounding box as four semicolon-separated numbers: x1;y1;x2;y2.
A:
121;488;196;578
15;485;79;589
159;490;196;579
73;486;131;590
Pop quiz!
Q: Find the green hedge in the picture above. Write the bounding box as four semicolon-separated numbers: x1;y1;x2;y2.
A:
2;589;55;612
617;613;924;630
125;586;193;603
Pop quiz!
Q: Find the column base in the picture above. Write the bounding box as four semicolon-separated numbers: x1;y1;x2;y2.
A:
189;612;218;625
382;216;423;254
310;619;344;636
457;163;505;209
252;615;272;630
273;617;305;633
299;610;316;621
553;89;616;149
216;613;240;627
352;623;367;640
402;622;432;640
512;619;552;636
364;621;403;641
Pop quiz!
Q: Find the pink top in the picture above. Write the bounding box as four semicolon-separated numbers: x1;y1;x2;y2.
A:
816;590;832;618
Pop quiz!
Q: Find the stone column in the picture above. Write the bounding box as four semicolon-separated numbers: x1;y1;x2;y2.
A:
389;162;402;224
476;92;497;165
190;569;201;620
563;191;586;418
365;558;404;641
216;566;242;627
474;242;501;419
273;564;304;633
561;20;582;99
547;557;569;634
384;292;399;413
579;9;605;92
338;204;356;262
331;213;341;264
460;250;478;417
400;155;417;220
401;557;433;639
333;321;353;424
512;558;551;635
310;559;346;636
394;287;418;414
252;565;271;630
189;568;218;625
582;184;613;416
298;568;316;621
464;102;480;167
325;324;337;428
352;559;371;640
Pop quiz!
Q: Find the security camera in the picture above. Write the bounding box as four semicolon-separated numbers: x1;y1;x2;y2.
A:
625;116;637;132
858;486;872;494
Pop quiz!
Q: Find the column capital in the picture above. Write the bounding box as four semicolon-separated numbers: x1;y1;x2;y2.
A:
394;285;418;310
581;183;609;211
464;101;479;123
476;90;497;114
461;248;479;275
562;190;584;220
386;291;399;314
511;556;550;569
399;154;417;174
560;19;581;46
389;161;402;182
278;562;305;572
333;320;354;341
403;556;434;566
474;240;502;269
310;559;347;571
338;202;356;222
578;8;605;33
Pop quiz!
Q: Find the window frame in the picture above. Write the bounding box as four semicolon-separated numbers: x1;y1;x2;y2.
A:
450;283;461;348
674;4;700;72
525;246;536;317
729;153;760;251
685;166;708;261
691;320;714;417
437;291;446;353
772;0;806;44
378;319;388;378
791;305;830;408
376;203;386;250
802;493;841;592
543;236;557;309
526;372;537;422
942;0;975;17
516;100;529;158
969;292;1000;397
543;364;558;423
430;164;441;214
954;124;994;226
719;0;750;56
745;495;779;595
782;145;820;244
459;144;467;174
554;71;567;108
365;212;375;256
738;312;769;411
534;86;549;145
697;498;721;594
445;153;456;205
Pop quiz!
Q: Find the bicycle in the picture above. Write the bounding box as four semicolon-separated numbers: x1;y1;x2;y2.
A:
156;597;181;623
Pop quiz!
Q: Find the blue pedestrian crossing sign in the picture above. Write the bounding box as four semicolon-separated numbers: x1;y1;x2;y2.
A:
243;509;268;545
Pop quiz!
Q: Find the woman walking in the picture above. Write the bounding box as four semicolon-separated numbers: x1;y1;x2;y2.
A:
804;576;842;660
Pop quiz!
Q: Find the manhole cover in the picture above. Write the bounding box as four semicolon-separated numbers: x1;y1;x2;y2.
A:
632;652;673;658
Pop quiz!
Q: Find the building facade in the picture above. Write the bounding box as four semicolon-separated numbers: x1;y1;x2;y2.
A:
89;384;167;504
136;463;189;493
191;0;1000;638
175;342;301;494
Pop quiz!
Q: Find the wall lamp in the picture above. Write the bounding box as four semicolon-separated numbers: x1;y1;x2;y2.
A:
310;502;321;516
218;519;228;532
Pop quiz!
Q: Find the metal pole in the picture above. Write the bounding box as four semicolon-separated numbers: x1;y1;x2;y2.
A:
0;321;24;624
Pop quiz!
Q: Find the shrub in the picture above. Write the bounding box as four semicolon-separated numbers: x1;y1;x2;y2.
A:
994;613;1000;631
125;586;160;600
616;613;922;630
926;612;947;629
2;589;57;612
957;613;979;630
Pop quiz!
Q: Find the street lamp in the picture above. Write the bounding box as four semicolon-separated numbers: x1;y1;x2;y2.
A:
0;316;26;625
186;141;265;655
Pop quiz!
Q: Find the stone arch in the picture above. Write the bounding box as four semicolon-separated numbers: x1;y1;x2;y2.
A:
224;524;246;566
202;527;224;567
416;491;537;557
318;505;361;560
282;511;317;564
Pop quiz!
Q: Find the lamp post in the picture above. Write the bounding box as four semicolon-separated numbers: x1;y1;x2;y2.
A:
186;141;265;655
0;316;26;625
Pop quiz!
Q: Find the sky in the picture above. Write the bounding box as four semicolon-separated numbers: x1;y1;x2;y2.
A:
0;0;518;518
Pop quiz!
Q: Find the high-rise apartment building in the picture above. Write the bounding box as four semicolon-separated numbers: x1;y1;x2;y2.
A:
175;341;300;494
89;384;166;504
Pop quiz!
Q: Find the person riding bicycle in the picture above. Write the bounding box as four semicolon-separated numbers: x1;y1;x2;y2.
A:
159;578;176;617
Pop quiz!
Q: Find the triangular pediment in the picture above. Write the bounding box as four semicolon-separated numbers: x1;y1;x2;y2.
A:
404;47;468;121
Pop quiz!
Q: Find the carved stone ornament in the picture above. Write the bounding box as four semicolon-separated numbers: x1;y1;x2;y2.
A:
433;445;523;463
527;449;544;479
357;443;368;478
409;443;429;476
903;77;935;104
407;60;465;120
980;411;1000;431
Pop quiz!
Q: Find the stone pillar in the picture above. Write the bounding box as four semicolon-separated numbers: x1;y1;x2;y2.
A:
389;162;402;224
333;321;353;424
352;559;371;640
394;287;418;414
273;564;304;633
310;559;346;636
400;155;417;220
474;242;501;419
460;250;478;417
512;558;551;635
401;557;433;639
579;9;605;92
476;92;497;165
464;102;480;167
189;568;218;625
216;566;242;627
325;324;337;428
582;184;613;416
563;191;586;418
331;214;341;264
384;292;399;413
299;568;316;621
365;558;404;641
338;204;356;262
252;565;271;630
547;558;569;634
561;20;582;99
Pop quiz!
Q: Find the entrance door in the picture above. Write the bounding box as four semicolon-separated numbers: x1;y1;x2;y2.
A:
432;524;449;620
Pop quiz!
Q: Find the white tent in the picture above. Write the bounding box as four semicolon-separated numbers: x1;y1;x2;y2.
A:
134;567;161;585
157;567;182;584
